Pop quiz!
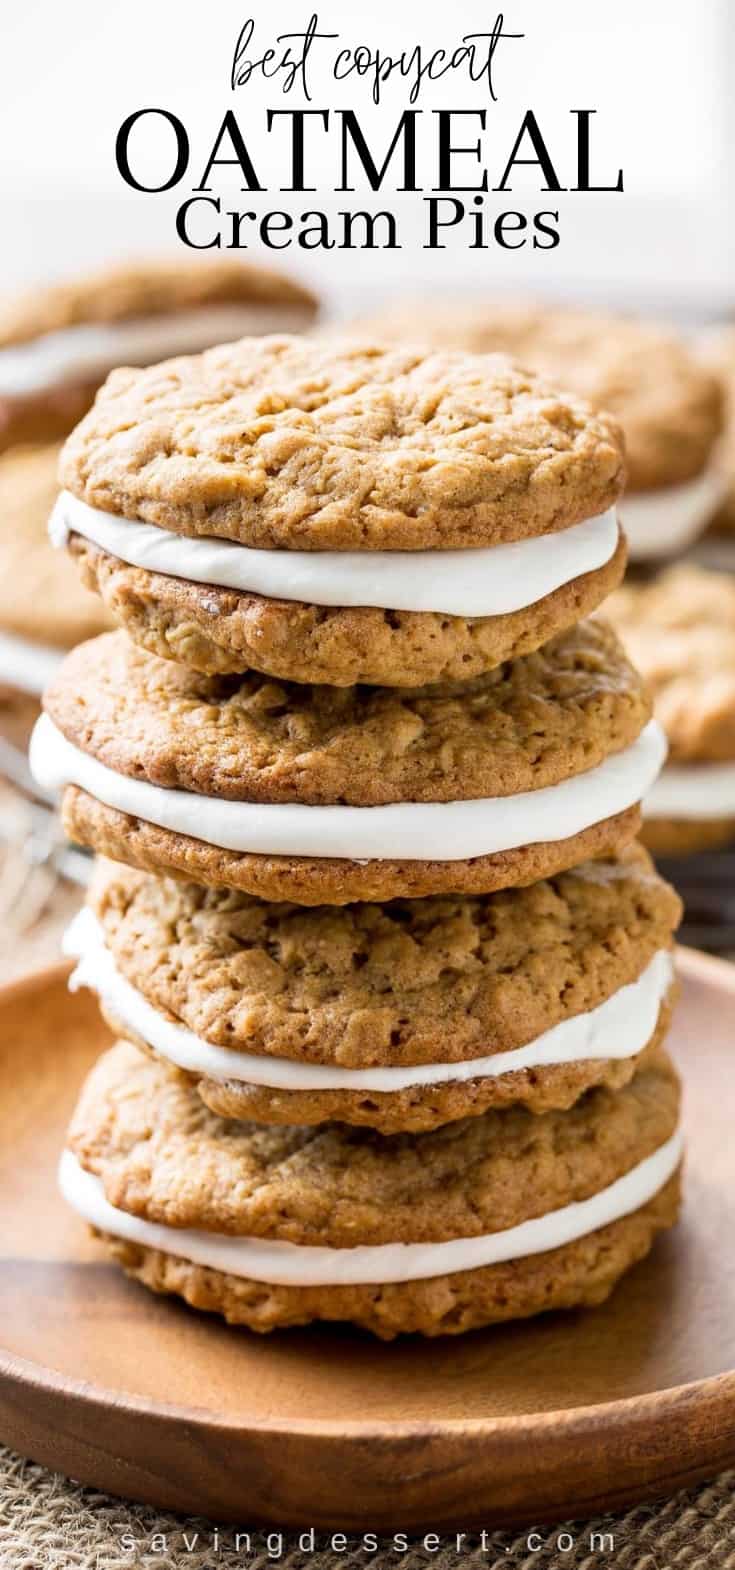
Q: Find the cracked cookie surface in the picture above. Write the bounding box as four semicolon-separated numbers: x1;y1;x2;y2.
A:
59;337;625;551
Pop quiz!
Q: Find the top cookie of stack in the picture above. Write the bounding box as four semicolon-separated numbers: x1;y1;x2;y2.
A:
52;335;626;688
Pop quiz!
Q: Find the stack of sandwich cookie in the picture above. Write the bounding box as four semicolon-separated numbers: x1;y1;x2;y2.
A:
34;335;683;1337
0;259;317;453
0;444;112;747
607;564;735;855
354;302;724;562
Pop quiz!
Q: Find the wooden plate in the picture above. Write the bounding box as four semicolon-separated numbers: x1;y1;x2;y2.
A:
1;949;734;1530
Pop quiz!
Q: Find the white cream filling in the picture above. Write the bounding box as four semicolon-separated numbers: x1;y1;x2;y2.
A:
50;492;620;619
64;909;674;1093
622;467;727;561
58;1131;683;1287
30;714;667;863
644;760;735;821
0;304;312;397
0;631;63;696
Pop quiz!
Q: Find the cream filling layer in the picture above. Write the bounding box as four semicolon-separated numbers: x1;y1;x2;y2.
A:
30;714;667;863
50;493;620;618
622;467;726;561
58;1131;683;1287
644;760;735;820
0;631;63;696
0;305;313;397
64;910;674;1094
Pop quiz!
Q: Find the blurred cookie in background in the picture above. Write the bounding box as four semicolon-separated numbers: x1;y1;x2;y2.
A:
703;326;735;537
355;300;724;563
0;444;112;747
605;564;735;857
0;257;318;453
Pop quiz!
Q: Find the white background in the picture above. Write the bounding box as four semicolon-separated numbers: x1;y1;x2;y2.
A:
0;0;731;318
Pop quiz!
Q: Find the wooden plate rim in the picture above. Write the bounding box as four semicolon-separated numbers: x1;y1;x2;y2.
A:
3;1341;735;1444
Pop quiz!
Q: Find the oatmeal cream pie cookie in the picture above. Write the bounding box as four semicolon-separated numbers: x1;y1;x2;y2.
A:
31;622;666;905
358;302;724;562
60;1041;683;1338
0;258;317;453
51;336;627;687
606;565;735;855
706;326;735;535
65;845;681;1133
0;444;111;745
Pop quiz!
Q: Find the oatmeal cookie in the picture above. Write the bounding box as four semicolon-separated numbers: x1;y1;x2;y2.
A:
83;845;680;1131
59;337;625;551
63;1042;682;1337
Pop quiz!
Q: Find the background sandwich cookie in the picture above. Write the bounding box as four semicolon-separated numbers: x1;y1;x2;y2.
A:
607;565;735;855
66;847;681;1132
61;1042;683;1338
55;336;627;686
31;622;664;904
704;325;735;536
357;302;724;561
0;259;318;453
0;444;112;745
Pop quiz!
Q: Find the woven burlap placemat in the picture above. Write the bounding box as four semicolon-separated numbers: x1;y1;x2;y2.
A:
0;1448;733;1570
